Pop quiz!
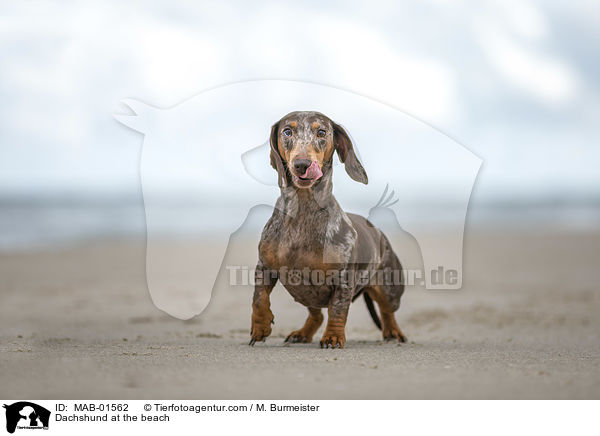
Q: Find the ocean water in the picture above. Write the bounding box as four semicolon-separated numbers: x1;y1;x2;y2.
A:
1;193;600;252
1;197;599;253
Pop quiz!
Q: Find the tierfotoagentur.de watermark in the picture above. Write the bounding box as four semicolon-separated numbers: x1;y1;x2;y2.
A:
227;265;458;288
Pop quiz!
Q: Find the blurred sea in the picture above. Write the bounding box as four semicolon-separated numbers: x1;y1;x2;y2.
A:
1;194;599;252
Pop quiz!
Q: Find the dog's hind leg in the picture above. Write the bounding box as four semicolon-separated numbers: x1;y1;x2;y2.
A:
368;236;407;342
285;307;324;343
365;284;407;343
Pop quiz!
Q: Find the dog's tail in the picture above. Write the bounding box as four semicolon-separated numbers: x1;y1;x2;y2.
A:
362;292;382;330
352;290;382;330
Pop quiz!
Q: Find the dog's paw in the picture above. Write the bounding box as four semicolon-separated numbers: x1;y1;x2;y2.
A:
249;322;272;346
320;331;346;349
383;327;407;343
284;329;313;344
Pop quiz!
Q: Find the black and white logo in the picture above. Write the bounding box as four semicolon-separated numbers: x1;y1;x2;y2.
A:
3;402;50;434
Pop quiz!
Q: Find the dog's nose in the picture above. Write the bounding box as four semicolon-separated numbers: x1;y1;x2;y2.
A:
293;159;312;176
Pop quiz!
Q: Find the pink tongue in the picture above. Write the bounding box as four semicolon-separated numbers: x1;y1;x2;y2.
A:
301;161;323;180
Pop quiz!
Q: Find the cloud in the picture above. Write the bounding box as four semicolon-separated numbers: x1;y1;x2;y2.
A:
312;20;459;123
0;0;597;199
477;26;579;105
472;1;580;105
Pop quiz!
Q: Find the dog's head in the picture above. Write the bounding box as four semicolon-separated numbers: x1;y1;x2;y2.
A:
269;111;368;189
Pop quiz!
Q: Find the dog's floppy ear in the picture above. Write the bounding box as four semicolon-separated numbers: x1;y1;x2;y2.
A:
269;122;288;188
333;121;368;184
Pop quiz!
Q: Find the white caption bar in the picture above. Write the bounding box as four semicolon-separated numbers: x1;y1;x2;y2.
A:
1;400;596;436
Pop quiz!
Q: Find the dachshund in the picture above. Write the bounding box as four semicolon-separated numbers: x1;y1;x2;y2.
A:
250;111;406;348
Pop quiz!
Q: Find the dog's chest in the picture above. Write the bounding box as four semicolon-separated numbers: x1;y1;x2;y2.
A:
260;208;349;270
261;227;328;271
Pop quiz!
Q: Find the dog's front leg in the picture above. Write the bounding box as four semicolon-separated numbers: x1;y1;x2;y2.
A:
249;262;277;345
320;270;353;349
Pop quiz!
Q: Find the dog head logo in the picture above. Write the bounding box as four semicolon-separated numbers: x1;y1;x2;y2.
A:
3;402;50;433
114;80;481;320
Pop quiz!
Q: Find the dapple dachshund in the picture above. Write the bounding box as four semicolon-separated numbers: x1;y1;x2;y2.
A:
250;111;406;348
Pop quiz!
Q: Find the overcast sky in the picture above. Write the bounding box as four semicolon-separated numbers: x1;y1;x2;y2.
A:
0;0;598;201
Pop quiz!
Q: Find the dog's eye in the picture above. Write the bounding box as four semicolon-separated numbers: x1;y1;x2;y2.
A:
282;128;292;137
317;129;326;137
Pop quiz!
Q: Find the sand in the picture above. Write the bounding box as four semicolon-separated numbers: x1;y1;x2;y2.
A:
1;228;599;399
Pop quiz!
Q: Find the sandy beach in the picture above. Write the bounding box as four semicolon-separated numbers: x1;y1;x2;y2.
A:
1;228;599;399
